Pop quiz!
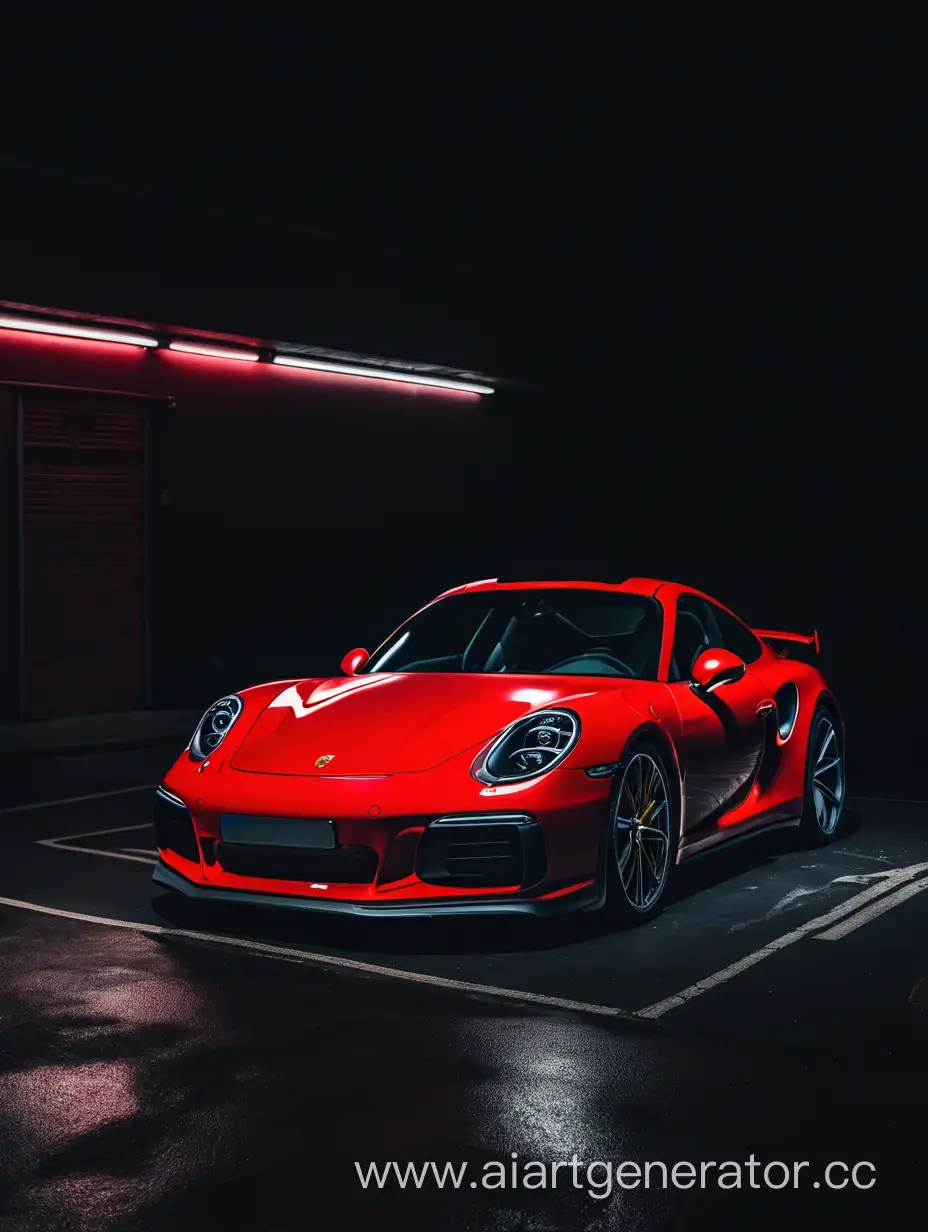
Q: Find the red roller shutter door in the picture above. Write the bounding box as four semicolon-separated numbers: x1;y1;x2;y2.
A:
0;390;14;719
23;392;145;717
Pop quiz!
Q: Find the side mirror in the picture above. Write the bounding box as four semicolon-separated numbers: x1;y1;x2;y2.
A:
691;647;746;693
340;647;370;675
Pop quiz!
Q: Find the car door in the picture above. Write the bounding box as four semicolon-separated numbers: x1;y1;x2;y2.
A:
667;595;770;836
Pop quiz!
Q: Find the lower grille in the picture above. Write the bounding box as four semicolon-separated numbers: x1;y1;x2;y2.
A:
216;842;378;884
416;817;545;888
153;789;200;863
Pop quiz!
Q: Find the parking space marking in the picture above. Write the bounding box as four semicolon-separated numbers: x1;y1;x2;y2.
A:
838;850;895;864
0;895;636;1021
637;861;928;1017
0;785;156;815
37;823;157;865
815;875;928;940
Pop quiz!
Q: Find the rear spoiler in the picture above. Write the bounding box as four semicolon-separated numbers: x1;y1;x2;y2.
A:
754;627;820;656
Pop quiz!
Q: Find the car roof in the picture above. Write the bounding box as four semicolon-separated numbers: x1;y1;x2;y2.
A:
434;577;714;603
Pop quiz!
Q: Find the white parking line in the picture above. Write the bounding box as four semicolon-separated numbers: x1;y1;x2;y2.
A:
39;823;152;844
815;875;928;940
53;849;157;865
0;784;156;814
37;823;157;866
0;896;634;1021
637;860;928;1018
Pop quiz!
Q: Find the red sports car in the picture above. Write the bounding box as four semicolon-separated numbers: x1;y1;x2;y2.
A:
153;578;845;922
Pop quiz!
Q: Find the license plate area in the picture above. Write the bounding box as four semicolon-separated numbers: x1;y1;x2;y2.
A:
219;815;336;849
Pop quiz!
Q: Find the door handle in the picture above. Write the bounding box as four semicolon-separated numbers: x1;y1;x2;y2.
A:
756;700;775;719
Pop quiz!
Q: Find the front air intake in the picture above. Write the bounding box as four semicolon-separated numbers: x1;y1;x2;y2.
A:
416;814;545;888
216;843;378;884
153;788;200;863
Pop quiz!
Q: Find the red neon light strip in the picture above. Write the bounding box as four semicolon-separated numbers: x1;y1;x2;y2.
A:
272;354;493;395
0;313;493;393
168;341;259;362
0;315;158;347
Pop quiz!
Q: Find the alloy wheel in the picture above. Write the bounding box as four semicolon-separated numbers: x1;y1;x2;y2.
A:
613;752;672;912
811;716;845;835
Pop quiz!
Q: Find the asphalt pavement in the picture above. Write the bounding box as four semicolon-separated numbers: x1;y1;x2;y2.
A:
1;744;926;1229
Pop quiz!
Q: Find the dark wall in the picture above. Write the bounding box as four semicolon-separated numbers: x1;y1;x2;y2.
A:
150;366;496;704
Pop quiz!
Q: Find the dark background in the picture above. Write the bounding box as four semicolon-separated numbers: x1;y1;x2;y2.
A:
0;20;920;793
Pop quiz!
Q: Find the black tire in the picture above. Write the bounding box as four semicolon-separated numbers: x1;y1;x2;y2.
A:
600;736;680;925
798;704;846;847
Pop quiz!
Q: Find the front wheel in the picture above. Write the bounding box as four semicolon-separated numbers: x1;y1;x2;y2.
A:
601;740;679;924
798;705;846;846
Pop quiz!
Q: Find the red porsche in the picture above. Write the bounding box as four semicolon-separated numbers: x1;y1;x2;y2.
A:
153;578;845;922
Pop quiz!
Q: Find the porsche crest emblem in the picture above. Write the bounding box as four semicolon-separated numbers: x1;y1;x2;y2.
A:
315;754;335;768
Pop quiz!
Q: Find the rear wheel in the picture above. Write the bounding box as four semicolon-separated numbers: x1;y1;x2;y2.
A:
602;740;679;924
798;705;846;846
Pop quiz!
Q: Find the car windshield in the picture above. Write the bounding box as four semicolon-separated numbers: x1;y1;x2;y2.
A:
361;589;662;678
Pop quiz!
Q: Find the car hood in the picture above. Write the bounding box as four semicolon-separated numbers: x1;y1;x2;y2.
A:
230;672;621;776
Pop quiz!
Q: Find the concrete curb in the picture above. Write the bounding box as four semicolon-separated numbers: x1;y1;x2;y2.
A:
0;711;200;759
0;731;193;759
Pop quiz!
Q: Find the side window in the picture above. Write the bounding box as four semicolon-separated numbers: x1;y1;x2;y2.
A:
669;596;713;681
707;603;763;664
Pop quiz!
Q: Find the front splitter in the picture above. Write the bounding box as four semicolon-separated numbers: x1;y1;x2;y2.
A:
152;860;602;919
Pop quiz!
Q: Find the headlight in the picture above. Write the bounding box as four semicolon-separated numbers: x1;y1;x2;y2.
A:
188;694;243;761
472;708;581;784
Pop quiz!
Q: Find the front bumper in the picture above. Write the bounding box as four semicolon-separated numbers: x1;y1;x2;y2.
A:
153;859;603;918
153;761;610;915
